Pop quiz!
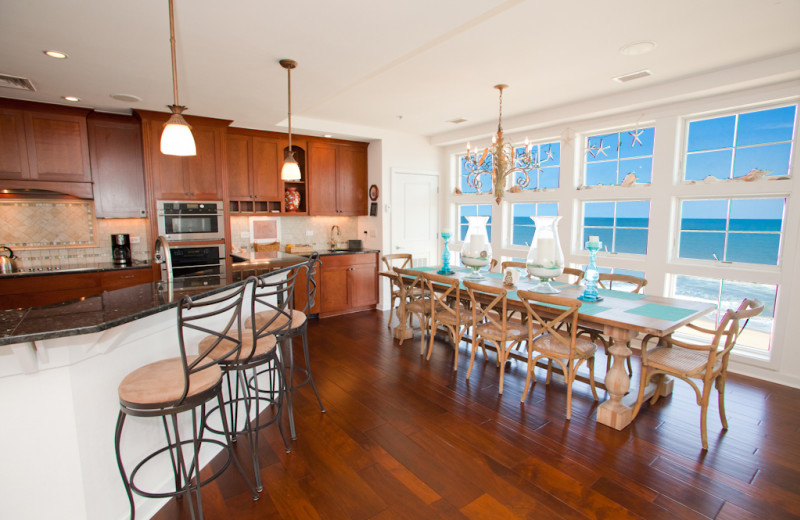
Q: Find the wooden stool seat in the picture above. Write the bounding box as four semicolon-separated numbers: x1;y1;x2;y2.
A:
199;332;277;362
118;357;221;407
246;309;307;332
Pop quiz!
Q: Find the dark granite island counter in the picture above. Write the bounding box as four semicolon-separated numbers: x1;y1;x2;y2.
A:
0;253;307;520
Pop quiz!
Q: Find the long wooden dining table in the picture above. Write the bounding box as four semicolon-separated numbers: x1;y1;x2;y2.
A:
397;267;717;431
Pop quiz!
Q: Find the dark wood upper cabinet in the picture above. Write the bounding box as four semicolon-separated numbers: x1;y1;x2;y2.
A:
308;140;369;216
0;99;91;185
88;113;147;218
226;129;282;202
137;110;230;202
0;107;30;179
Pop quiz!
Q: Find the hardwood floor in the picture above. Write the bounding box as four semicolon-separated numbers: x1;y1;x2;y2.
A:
153;310;800;519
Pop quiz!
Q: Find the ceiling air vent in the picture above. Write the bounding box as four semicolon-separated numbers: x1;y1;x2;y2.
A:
0;73;36;92
448;118;468;124
613;69;652;83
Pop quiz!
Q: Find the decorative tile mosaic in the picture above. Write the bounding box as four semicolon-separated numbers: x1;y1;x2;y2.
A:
0;200;95;246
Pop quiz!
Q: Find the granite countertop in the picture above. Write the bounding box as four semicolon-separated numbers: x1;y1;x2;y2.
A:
0;260;152;279
0;276;239;346
231;249;379;270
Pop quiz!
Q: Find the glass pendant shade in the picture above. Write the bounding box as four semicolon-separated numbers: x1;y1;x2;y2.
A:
160;112;196;156
526;216;564;293
281;152;302;181
460;216;492;279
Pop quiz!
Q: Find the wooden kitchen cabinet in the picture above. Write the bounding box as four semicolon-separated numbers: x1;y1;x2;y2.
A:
137;110;230;201
88;113;147;218
308;140;368;216
226;129;282;214
0;267;153;310
0;99;91;185
319;252;378;317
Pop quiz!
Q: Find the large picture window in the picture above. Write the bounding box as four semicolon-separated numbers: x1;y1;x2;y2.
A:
458;204;492;241
513;141;560;190
684;105;797;181
678;198;785;265
510;202;558;246
582;200;650;254
672;275;776;352
585;127;655;186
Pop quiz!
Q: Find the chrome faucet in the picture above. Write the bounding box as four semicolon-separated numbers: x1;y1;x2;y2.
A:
330;225;341;249
153;235;173;283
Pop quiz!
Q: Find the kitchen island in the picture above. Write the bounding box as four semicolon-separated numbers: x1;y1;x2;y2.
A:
0;254;307;520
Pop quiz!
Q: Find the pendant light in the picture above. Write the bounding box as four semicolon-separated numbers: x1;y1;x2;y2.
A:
280;59;302;181
160;0;196;156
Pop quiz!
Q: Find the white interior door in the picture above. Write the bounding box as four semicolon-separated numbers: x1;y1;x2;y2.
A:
391;170;439;267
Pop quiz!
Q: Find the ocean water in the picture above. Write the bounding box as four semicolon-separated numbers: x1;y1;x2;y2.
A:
508;217;778;334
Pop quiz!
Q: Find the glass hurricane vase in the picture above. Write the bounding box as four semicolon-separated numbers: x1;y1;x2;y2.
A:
460;216;492;280
526;215;564;293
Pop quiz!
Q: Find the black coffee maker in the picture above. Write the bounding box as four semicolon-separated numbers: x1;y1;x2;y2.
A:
111;234;132;265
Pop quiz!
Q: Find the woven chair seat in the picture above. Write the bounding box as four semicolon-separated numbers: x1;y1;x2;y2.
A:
245;309;307;332
533;333;596;359
118;357;221;406
474;320;527;341
645;345;722;377
406;298;435;315
199;332;277;363
435;305;471;326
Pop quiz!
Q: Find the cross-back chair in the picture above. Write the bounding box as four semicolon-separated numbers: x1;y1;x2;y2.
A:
633;298;764;450
382;254;413;328
517;290;599;419
463;280;528;394
421;271;471;370
393;267;434;354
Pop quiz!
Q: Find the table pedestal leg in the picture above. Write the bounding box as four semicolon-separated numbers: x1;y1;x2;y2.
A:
596;326;634;430
392;308;414;341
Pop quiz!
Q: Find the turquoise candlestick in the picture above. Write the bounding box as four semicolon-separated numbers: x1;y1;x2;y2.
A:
438;231;454;275
579;239;603;302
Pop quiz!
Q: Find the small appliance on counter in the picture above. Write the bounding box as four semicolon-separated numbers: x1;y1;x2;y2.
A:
111;234;132;265
347;239;363;251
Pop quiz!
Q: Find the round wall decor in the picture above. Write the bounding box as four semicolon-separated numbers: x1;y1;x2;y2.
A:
369;184;379;201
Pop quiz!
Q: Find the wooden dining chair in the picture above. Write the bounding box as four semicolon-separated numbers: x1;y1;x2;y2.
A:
393;267;434;354
382;254;413;328
582;273;648;375
633;299;764;450
517;290;599;419
463;280;528;394
500;260;526;274
489;258;499;272
421;271;471;371
560;267;585;285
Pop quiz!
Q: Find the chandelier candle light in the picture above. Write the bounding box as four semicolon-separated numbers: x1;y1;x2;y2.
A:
462;84;541;203
460;216;492;279
526;216;564;293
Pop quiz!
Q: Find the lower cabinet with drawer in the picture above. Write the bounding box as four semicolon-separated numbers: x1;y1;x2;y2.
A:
0;267;154;310
319;253;378;318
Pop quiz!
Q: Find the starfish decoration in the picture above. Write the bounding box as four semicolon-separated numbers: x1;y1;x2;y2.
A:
586;140;599;158
543;145;554;162
595;139;610;157
628;128;644;147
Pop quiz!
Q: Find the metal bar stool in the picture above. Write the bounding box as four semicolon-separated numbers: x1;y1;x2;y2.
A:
199;276;291;494
114;281;258;520
246;254;325;440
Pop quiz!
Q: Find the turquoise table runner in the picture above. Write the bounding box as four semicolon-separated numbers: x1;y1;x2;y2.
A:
506;289;610;316
625;303;697;321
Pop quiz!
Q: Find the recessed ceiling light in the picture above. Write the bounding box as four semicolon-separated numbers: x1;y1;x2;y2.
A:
619;41;656;56
44;50;68;59
110;93;143;102
323;134;333;138
63;96;80;102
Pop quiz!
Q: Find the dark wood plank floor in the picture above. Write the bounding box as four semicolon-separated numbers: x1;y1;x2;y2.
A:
153;310;800;519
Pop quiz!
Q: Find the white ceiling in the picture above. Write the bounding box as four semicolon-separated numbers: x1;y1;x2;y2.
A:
1;0;799;141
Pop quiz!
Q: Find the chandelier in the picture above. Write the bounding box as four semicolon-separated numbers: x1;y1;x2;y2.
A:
463;84;540;204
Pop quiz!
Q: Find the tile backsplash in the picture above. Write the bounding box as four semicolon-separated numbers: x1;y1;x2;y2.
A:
0;199;150;269
231;215;360;254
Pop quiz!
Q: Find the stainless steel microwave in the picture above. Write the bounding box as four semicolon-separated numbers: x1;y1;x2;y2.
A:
156;200;225;242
